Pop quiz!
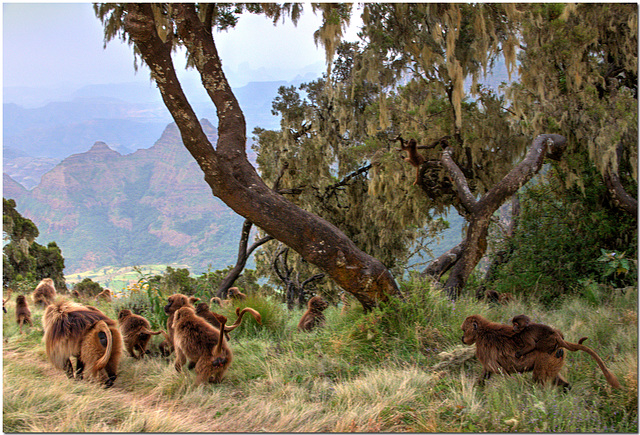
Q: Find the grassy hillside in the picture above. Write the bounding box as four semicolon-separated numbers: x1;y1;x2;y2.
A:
65;264;190;293
3;279;637;432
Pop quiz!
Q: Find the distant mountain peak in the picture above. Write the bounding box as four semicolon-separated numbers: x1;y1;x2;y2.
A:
63;140;121;164
88;141;115;153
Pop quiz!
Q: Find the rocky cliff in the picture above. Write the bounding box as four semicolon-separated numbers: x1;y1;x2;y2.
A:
4;120;246;274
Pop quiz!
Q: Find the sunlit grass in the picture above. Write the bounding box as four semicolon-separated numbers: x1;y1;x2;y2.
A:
2;281;637;432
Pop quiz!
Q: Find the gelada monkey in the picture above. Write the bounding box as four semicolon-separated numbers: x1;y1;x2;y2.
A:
227;287;247;301
43;299;123;387
158;294;201;356
511;314;621;389
298;296;329;332
33;278;56;307
15;295;33;334
118;309;165;359
79;319;124;386
195;302;262;340
461;314;570;389
397;138;425;185
172;306;231;385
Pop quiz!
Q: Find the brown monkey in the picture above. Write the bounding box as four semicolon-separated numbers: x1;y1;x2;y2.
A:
33;278;57;307
79;319;123;386
15;295;32;334
96;288;113;302
227;287;247;301
298;296;329;332
209;296;224;307
511;314;564;357
158;294;201;356
195;302;230;340
398;138;425;185
71;290;81;300
42;299;123;387
461;314;570;389
172;306;231;384
118;309;165;359
511;314;621;389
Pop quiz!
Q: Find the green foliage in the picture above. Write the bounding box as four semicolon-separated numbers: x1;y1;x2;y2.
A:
112;277;167;330
511;3;638;188
3;198;67;291
487;164;637;302
72;278;103;297
216;295;287;340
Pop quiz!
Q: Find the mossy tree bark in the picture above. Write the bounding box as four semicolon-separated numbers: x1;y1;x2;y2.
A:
425;134;567;299
122;3;399;310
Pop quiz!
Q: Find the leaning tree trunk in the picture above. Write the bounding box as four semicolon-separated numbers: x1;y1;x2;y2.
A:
426;134;567;299
122;4;398;310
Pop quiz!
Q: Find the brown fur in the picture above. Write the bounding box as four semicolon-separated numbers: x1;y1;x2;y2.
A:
172;306;231;384
227;287;247;301
96;288;113;302
15;295;32;334
461;314;570;389
33;278;56;307
79;319;124;386
398;138;425;185
158;294;200;356
118;309;165;359
195;302;262;340
227;306;263;331
209;296;225;307
298;296;329;332
511;314;621;389
42;299;123;387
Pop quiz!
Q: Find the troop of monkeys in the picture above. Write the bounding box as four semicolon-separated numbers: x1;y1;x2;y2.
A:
4;278;621;391
4;279;330;388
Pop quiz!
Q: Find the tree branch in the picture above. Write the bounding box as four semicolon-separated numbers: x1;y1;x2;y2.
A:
123;4;218;171
440;147;477;213
173;4;247;158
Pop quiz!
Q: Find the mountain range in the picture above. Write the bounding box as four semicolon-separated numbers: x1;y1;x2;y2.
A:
4;121;247;274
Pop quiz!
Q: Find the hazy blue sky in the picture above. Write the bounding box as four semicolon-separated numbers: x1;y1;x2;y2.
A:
3;3;343;90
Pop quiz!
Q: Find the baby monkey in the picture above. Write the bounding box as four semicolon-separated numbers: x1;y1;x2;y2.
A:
511;314;565;359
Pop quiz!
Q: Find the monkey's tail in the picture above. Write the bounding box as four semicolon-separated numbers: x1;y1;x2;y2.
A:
94;321;113;372
211;316;228;367
562;340;622;389
140;327;165;336
224;307;262;333
159;330;170;341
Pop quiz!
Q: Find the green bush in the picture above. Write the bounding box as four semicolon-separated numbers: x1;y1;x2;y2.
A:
488;164;637;303
72;278;103;297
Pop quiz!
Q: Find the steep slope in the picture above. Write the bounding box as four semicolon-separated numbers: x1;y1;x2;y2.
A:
6;120;246;274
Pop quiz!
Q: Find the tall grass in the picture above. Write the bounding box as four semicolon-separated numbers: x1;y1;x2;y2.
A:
2;279;637;432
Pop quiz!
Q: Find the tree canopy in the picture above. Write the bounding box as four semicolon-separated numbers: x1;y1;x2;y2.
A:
95;3;637;304
3;198;67;291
